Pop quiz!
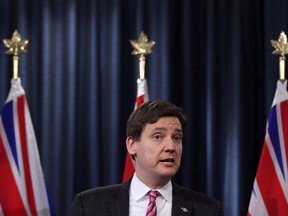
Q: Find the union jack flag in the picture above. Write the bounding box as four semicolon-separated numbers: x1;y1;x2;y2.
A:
122;78;149;182
248;80;288;215
0;79;54;216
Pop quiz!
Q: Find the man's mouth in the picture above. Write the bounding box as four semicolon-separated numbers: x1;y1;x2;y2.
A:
160;158;175;163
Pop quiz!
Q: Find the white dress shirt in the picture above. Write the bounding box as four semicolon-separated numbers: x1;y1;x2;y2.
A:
129;174;172;216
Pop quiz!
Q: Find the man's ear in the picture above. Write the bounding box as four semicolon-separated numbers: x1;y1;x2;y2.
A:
126;136;136;155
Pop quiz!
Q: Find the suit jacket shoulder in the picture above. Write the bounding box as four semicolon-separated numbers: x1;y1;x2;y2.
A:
172;183;222;216
68;181;222;216
68;181;130;216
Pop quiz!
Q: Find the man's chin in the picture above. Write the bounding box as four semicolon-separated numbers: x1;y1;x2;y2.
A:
159;168;179;178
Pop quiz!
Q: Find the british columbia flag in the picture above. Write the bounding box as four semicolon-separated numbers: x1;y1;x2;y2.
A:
0;79;54;216
122;78;149;182
248;80;288;215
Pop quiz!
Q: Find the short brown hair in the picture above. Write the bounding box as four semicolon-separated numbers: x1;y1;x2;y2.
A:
126;100;186;141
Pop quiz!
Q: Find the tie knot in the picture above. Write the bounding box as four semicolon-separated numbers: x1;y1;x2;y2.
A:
149;190;159;201
146;190;160;216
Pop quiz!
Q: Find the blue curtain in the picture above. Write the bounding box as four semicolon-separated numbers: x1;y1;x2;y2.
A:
0;0;287;215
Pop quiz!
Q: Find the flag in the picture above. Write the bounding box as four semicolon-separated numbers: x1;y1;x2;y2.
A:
0;78;54;216
248;80;288;215
122;78;149;182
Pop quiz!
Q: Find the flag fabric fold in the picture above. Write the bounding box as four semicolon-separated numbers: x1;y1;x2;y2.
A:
122;78;149;182
0;78;54;216
248;80;288;215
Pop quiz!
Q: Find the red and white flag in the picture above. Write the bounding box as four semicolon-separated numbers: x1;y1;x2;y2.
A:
0;79;54;216
122;78;149;182
248;80;288;215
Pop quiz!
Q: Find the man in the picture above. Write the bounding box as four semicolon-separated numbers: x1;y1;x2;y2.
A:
69;100;222;215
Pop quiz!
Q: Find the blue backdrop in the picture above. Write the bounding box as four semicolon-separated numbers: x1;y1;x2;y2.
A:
0;0;287;215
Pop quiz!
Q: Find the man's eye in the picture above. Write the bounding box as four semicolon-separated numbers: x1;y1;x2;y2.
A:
153;135;162;140
174;136;183;142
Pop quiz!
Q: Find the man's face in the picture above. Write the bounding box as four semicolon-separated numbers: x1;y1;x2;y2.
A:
126;116;183;186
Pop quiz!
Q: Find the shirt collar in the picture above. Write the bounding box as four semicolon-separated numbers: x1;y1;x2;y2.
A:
130;174;172;203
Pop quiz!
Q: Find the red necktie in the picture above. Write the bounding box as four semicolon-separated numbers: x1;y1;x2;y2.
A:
146;190;160;216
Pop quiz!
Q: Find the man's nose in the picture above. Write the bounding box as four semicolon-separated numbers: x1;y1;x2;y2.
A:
165;138;176;151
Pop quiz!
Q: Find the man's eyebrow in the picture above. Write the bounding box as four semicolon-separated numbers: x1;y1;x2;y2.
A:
151;127;167;132
151;127;183;133
174;128;183;134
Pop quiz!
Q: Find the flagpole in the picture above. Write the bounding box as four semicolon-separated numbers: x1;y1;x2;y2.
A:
122;32;155;182
271;31;288;81
3;30;29;80
130;31;155;80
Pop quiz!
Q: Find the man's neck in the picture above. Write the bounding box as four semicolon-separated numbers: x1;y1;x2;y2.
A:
135;173;171;189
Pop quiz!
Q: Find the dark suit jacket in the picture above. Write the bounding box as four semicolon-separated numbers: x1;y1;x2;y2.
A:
68;180;222;216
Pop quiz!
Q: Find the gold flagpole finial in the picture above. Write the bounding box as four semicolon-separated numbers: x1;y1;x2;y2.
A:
3;30;29;80
130;31;155;80
270;31;288;81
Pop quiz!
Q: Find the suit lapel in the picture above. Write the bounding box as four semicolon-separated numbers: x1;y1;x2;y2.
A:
172;183;195;216
106;180;130;216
